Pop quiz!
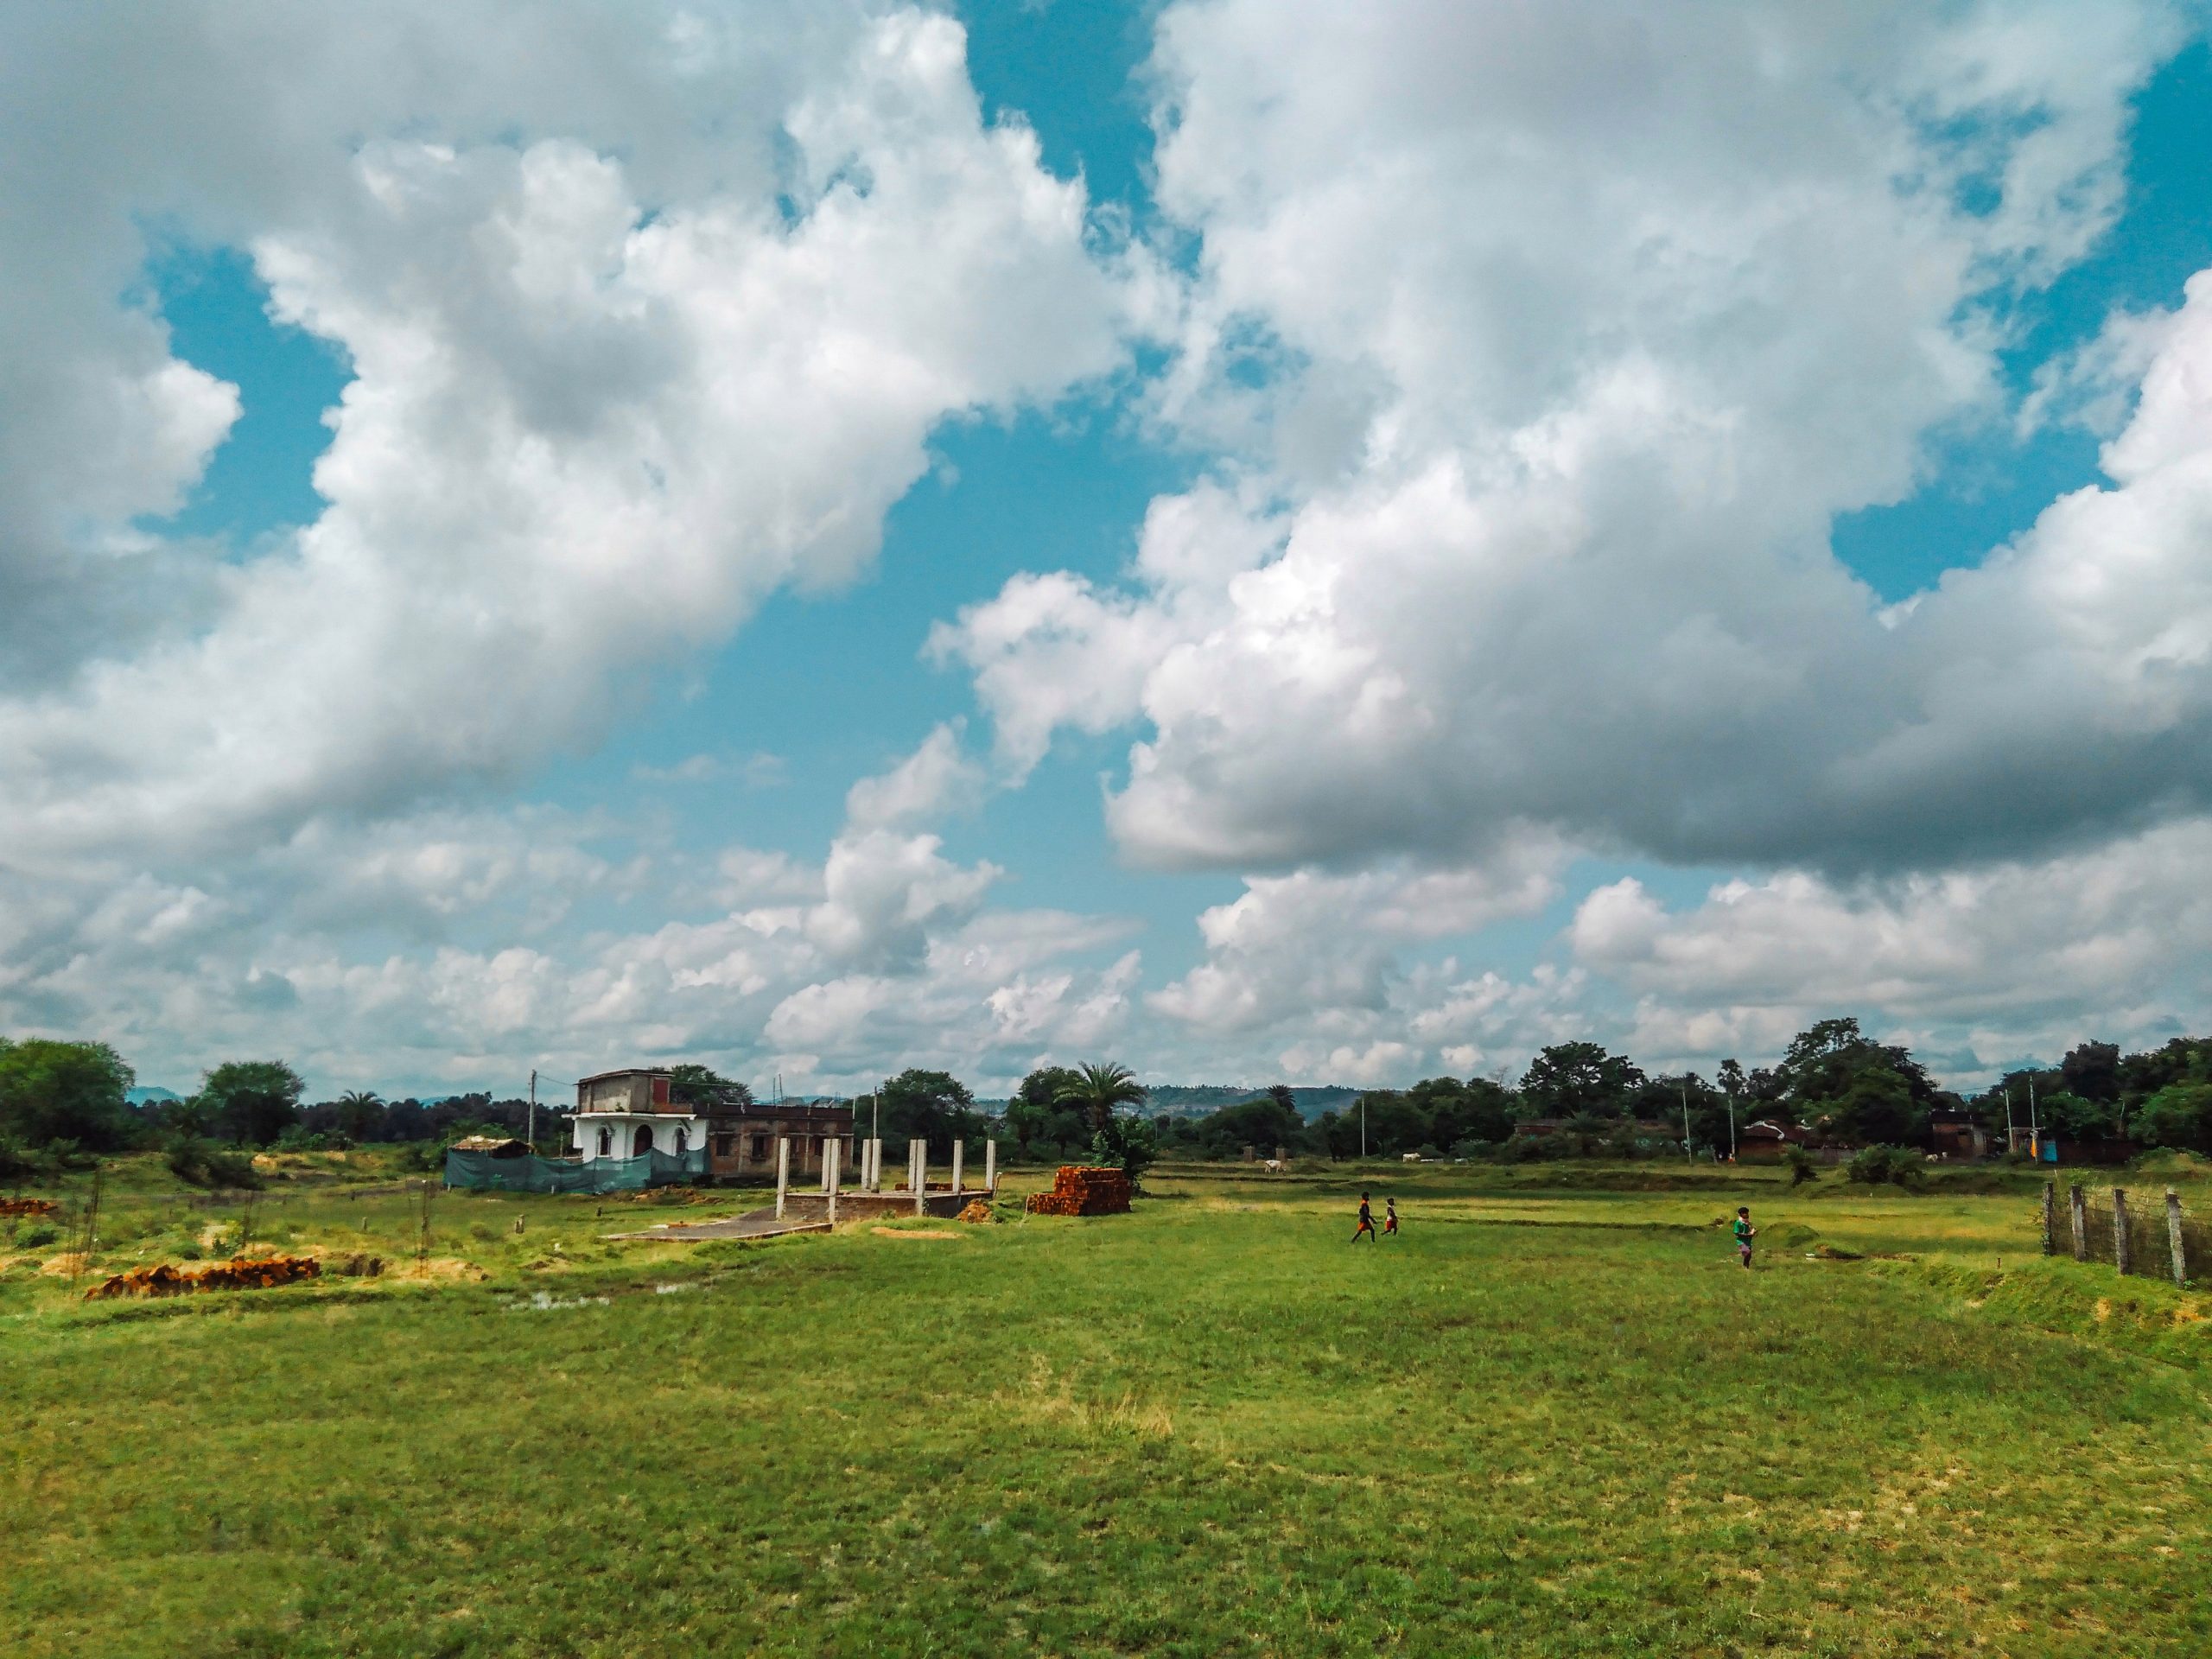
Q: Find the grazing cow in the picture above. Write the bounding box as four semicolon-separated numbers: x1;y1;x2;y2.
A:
1262;1159;1284;1173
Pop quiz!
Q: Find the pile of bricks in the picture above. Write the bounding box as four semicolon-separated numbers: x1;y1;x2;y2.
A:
0;1198;60;1219
84;1254;321;1300
957;1199;995;1224
1024;1166;1132;1217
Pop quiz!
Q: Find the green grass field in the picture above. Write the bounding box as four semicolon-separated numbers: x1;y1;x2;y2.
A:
3;1159;2209;1656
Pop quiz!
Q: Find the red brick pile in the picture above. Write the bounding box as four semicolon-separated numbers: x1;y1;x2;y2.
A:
0;1198;60;1218
85;1254;322;1300
1024;1166;1132;1217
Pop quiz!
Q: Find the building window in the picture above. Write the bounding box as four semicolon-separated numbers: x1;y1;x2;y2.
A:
633;1126;653;1158
595;1126;611;1157
750;1134;768;1161
674;1127;688;1154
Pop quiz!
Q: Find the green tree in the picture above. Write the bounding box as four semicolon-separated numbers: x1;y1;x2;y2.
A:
197;1060;306;1147
1518;1043;1644;1118
0;1038;136;1151
2060;1040;2121;1104
1054;1062;1147;1136
1823;1065;1919;1147
1007;1065;1083;1156
878;1068;975;1155
2134;1082;2212;1153
335;1090;385;1143
667;1064;753;1108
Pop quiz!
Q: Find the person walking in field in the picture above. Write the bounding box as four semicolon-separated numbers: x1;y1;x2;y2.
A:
1383;1198;1399;1237
1352;1192;1376;1243
1733;1205;1756;1269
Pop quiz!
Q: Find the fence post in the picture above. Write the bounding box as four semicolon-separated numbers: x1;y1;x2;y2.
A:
2167;1188;2188;1288
825;1141;840;1225
2041;1180;2056;1255
2069;1184;2087;1261
2112;1188;2131;1276
985;1138;998;1195
774;1136;790;1221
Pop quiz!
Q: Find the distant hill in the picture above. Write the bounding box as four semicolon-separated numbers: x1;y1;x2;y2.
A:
976;1084;1361;1122
125;1086;182;1106
1144;1084;1361;1122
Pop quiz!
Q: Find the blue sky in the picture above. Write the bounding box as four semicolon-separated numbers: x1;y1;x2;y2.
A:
10;3;2212;1100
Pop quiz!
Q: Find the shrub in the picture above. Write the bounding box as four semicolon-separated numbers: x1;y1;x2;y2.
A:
1783;1146;1818;1186
1845;1144;1926;1189
18;1224;60;1249
166;1136;263;1190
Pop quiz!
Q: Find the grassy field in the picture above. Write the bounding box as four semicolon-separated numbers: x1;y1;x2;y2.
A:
3;1158;2209;1656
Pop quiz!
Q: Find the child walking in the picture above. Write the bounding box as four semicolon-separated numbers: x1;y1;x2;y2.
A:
1733;1205;1757;1269
1383;1198;1399;1237
1351;1192;1376;1243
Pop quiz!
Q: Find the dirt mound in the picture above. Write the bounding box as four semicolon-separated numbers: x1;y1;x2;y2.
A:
85;1254;321;1300
957;1200;995;1224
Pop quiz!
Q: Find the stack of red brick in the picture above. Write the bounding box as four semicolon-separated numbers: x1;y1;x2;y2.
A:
1024;1166;1132;1217
0;1198;60;1218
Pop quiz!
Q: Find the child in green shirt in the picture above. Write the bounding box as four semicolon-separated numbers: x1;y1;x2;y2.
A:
1733;1206;1756;1269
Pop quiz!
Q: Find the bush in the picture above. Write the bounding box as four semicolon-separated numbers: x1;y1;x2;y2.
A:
166;1136;263;1190
1844;1144;1926;1189
1783;1146;1818;1186
18;1224;59;1249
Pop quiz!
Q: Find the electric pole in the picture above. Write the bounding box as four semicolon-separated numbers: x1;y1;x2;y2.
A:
528;1069;537;1156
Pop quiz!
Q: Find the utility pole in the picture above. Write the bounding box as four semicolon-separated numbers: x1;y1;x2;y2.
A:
1726;1092;1736;1162
2029;1077;2039;1160
1681;1078;1693;1163
527;1069;537;1156
1360;1095;1367;1162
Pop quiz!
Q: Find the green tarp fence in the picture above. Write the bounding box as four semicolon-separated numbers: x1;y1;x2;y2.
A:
443;1147;708;1194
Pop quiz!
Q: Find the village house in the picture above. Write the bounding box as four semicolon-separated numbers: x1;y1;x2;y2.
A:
571;1067;855;1186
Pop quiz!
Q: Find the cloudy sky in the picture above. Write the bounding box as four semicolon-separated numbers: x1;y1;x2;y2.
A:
6;1;2212;1100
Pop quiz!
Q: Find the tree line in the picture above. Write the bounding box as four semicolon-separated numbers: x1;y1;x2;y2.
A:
7;1019;2210;1187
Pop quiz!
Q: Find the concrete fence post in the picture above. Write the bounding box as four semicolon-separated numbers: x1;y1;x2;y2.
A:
2167;1188;2188;1288
914;1140;927;1217
2112;1187;2132;1275
2069;1184;2087;1261
985;1138;998;1195
951;1141;964;1198
2041;1180;2056;1255
825;1141;841;1225
869;1138;883;1193
774;1136;791;1222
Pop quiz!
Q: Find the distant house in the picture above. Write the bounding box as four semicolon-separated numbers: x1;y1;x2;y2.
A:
1735;1120;1821;1163
571;1067;854;1185
1927;1108;1988;1160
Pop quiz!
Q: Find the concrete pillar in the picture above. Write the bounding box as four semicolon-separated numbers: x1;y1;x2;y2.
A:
825;1140;841;1225
913;1140;927;1217
984;1138;998;1195
869;1137;883;1192
2113;1187;2132;1275
951;1141;964;1198
2167;1188;2188;1288
774;1136;790;1221
2069;1183;2088;1261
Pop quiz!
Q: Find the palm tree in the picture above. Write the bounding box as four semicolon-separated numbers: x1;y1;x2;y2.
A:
1054;1062;1147;1135
335;1090;384;1144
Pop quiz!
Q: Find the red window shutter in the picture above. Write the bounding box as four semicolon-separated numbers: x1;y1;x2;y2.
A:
652;1075;670;1106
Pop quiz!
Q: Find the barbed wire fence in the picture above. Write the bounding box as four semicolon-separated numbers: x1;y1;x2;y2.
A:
2042;1179;2209;1288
